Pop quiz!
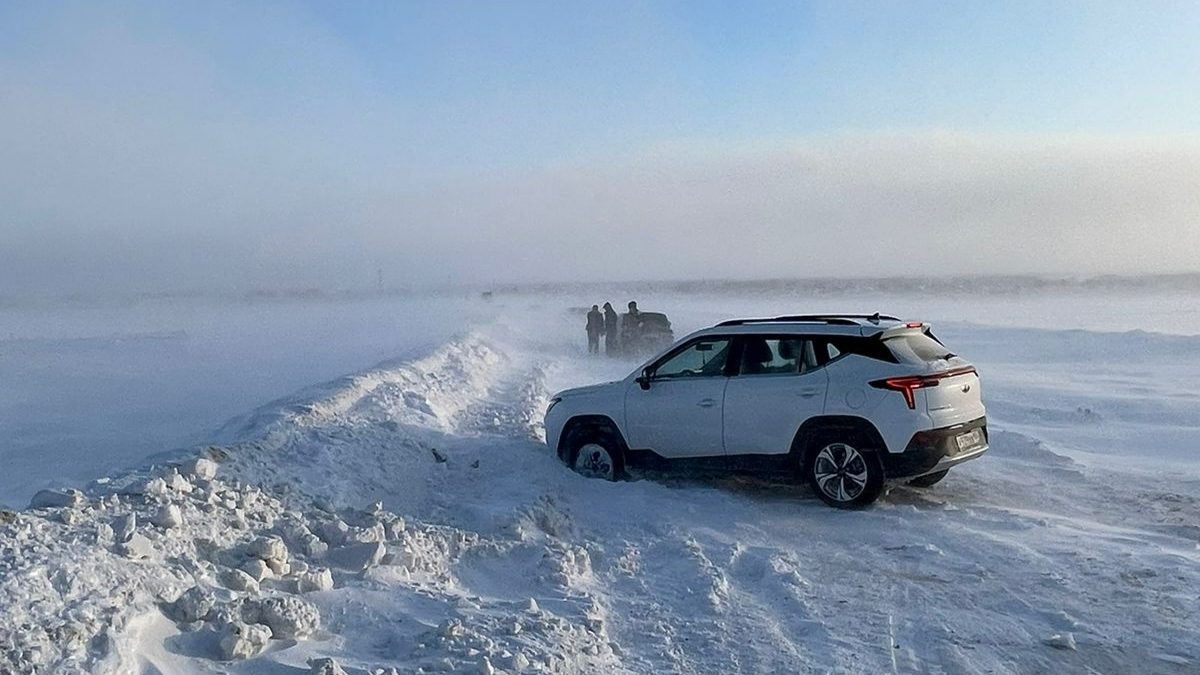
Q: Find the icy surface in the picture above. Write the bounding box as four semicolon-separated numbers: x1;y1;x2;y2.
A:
0;292;1198;673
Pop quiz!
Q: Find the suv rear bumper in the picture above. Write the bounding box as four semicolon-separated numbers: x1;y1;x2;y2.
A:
881;417;988;479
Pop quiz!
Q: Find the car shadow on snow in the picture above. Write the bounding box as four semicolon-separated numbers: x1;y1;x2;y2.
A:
625;468;821;507
622;466;980;512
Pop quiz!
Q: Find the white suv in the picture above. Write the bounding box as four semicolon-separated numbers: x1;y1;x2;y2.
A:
544;314;988;508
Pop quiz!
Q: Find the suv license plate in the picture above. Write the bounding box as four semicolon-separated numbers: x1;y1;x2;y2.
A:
956;429;982;451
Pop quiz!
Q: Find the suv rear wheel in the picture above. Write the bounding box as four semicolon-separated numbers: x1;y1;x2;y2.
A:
806;434;884;508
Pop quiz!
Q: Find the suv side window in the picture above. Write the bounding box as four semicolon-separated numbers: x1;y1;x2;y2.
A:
652;338;732;379
739;337;807;375
810;339;841;366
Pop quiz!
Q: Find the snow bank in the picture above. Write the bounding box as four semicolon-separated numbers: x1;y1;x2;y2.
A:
0;331;592;674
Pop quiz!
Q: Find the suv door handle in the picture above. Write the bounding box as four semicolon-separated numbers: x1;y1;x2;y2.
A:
799;389;820;398
697;398;717;408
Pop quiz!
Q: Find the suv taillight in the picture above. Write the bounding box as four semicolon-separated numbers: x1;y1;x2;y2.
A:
869;367;977;410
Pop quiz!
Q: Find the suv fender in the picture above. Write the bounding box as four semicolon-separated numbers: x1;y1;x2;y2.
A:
790;415;889;469
556;415;627;463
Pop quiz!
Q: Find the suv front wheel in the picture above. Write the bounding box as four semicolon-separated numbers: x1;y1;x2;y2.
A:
806;435;885;508
564;426;626;481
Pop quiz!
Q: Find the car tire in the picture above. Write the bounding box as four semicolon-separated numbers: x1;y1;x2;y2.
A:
805;433;885;509
908;470;949;488
565;427;626;481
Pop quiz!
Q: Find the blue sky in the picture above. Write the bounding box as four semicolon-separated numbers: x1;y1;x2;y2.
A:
2;1;1199;291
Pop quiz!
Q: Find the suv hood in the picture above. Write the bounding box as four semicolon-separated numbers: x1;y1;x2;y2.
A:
552;381;620;399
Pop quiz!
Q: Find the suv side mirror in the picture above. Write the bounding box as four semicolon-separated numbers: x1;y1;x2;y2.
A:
636;368;653;390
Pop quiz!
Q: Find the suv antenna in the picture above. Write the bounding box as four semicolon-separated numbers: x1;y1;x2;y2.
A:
868;312;881;324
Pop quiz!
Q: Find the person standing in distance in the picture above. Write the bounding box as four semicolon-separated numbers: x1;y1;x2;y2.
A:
603;302;619;356
620;300;642;354
586;304;604;355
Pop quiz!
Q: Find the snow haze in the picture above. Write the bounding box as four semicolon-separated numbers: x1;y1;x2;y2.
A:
3;1;1200;294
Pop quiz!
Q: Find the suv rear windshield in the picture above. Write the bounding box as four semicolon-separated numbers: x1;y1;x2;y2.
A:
823;337;898;364
885;332;953;364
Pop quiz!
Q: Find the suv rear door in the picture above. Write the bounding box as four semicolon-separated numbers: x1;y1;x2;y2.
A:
722;335;828;456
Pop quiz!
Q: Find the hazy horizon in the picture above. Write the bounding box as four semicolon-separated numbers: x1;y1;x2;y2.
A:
6;271;1200;310
4;1;1199;294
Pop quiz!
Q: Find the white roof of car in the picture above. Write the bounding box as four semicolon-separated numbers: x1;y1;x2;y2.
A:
697;314;920;338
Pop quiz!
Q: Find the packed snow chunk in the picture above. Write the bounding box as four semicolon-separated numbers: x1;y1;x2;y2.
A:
220;568;261;593
1045;633;1078;650
29;488;84;510
248;537;287;562
315;518;350;546
142;477;169;496
163;470;194;493
183;456;219;481
247;535;290;575
171;586;216;623
438;618;465;640
95;521;114;546
240;559;271;582
296;567;334;593
122;532;155;559
278;516;329;556
327;541;385;571
249;595;321;640
505;652;531;672
301;534;329;557
154;504;183;529
346;522;387;544
384;516;406;540
309;657;349;675
112;513;136;542
219;621;272;660
57;508;80;525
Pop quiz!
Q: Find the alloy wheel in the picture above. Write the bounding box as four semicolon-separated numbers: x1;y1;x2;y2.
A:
812;442;870;502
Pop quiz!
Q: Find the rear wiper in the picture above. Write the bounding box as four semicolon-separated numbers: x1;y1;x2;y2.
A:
941;352;957;360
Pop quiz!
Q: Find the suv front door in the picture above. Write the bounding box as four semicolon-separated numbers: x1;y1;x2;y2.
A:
723;336;829;456
624;337;731;458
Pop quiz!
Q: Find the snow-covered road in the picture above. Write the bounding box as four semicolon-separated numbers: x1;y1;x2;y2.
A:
2;301;1198;674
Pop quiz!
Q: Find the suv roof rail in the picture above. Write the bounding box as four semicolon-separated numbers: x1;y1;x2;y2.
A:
716;313;902;327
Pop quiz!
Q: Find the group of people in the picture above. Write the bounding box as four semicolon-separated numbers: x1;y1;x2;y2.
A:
585;300;642;356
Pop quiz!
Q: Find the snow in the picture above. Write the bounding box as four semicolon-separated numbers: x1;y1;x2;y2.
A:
1;288;1198;673
0;296;491;508
218;621;272;660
